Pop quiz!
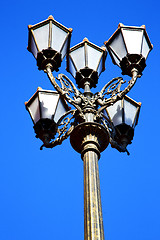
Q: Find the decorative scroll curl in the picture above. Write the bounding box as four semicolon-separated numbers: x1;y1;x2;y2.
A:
97;68;139;114
40;109;76;150
45;64;82;113
99;77;125;98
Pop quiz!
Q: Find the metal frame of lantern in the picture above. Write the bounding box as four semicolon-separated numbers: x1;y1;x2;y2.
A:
105;23;153;76
27;16;72;72
25;87;70;145
104;95;141;154
66;38;107;89
25;16;153;240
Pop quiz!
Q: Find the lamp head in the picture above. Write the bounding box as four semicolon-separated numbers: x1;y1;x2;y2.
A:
105;24;153;76
25;87;69;143
27;16;72;72
104;95;141;148
66;38;107;89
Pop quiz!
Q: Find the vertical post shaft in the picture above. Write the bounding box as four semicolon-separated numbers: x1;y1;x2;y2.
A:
70;123;109;240
82;134;104;240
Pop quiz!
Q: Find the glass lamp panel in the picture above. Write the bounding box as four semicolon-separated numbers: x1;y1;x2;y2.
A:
54;98;67;123
142;34;150;59
51;24;68;53
28;96;40;124
68;57;76;77
33;23;49;52
107;100;122;126
30;34;38;58
39;92;59;120
87;45;102;71
109;31;127;60
109;49;121;66
61;37;69;59
124;99;137;127
70;46;85;71
97;57;103;75
122;28;143;54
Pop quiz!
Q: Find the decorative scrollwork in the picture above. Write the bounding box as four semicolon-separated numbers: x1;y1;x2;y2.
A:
40;109;77;150
45;64;83;113
107;77;126;97
99;77;125;98
97;68;139;114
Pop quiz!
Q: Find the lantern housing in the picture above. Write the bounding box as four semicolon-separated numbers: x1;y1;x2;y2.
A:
105;24;153;76
67;38;107;89
104;95;141;148
25;87;69;143
27;16;72;71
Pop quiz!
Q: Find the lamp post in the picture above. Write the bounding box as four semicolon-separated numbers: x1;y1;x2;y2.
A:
25;16;152;240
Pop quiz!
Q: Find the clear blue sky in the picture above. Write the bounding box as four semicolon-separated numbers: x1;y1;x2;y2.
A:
1;0;160;239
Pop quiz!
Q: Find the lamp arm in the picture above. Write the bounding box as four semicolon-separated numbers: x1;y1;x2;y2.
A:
97;68;139;114
40;109;76;150
45;64;82;113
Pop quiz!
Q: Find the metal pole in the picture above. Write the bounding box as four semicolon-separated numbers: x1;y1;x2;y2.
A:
70;121;109;240
82;137;104;240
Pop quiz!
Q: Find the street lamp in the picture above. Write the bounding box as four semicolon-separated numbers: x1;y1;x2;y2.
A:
25;16;152;240
25;87;69;144
105;23;153;76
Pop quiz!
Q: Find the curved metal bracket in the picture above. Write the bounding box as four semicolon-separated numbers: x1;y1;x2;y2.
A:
40;109;77;150
45;64;83;113
97;68;140;114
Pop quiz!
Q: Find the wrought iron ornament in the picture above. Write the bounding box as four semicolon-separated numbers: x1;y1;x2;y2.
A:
42;64;140;154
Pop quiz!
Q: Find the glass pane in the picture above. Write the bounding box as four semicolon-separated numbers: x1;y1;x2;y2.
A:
122;28;143;54
33;23;49;52
39;92;59;120
97;57;103;75
107;100;122;126
110;48;121;66
54;98;67;123
110;32;127;60
68;57;76;77
61;37;69;59
51;24;68;52
124;99;137;127
30;34;38;58
70;46;85;71
142;34;150;59
28;96;40;124
87;45;102;70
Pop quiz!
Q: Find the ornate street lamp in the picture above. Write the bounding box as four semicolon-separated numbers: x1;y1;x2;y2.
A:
66;38;106;89
25;16;152;240
104;95;141;153
105;23;153;76
27;15;72;71
25;87;69;144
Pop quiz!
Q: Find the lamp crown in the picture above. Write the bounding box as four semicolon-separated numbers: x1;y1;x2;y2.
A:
83;37;89;42
118;23;124;28
28;25;32;29
48;15;54;20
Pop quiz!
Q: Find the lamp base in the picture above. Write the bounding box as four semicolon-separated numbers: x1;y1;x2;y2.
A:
120;54;146;77
37;48;62;72
34;118;57;143
70;122;109;159
75;68;98;89
114;123;134;147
